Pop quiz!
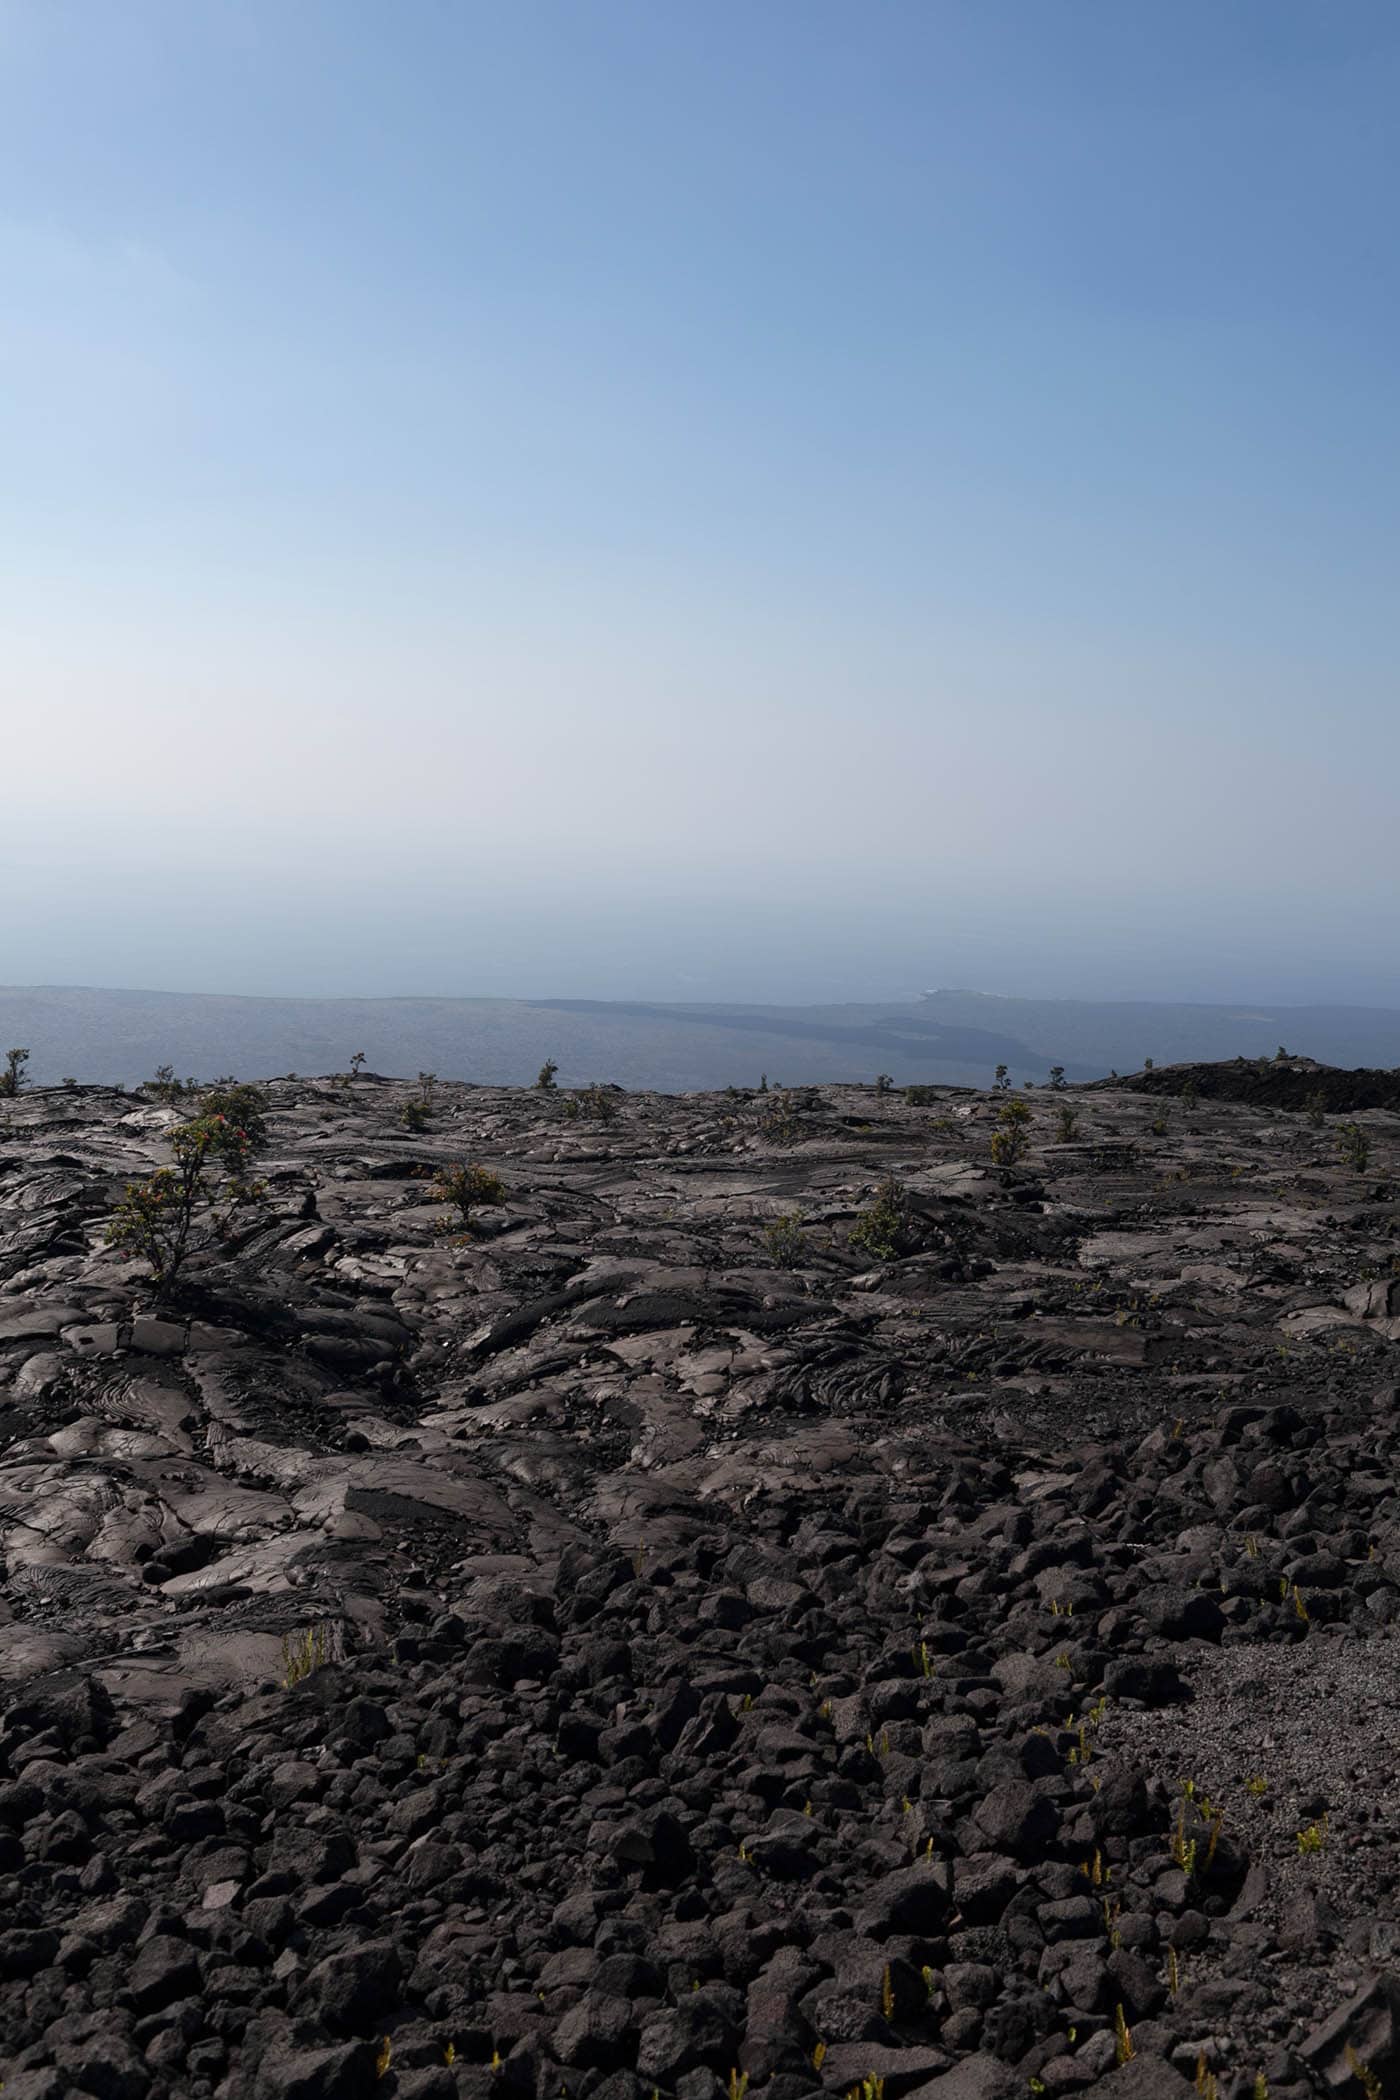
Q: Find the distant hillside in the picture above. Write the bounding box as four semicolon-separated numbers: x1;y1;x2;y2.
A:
0;983;1397;1093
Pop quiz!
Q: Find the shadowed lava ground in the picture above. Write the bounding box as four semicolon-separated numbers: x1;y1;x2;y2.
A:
2;1068;1400;2100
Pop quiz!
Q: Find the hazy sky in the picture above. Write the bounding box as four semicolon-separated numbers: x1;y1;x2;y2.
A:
4;2;1398;1005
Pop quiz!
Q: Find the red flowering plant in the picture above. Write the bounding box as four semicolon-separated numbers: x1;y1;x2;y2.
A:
106;1083;270;1293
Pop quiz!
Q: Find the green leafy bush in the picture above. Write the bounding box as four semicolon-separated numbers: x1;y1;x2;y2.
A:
850;1178;916;1262
0;1048;29;1097
434;1162;507;1229
990;1097;1031;1166
106;1088;271;1292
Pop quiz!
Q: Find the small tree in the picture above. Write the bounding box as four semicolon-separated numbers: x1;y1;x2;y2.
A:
1144;1057;1154;1072
1339;1123;1371;1173
349;1050;366;1079
875;1073;894;1094
401;1101;430;1132
1056;1104;1078;1141
990;1096;1032;1167
758;1073;769;1094
536;1059;558;1091
993;1063;1010;1092
1048;1065;1067;1091
105;1087;270;1292
145;1063;197;1104
434;1162;507;1230
0;1048;30;1098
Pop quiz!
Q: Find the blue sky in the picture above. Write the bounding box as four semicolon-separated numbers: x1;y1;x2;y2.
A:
4;2;1398;1003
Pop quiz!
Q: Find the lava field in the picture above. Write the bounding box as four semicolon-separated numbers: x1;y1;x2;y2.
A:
2;1066;1399;2100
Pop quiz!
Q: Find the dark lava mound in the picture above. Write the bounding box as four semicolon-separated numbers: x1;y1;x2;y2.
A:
1116;1056;1400;1113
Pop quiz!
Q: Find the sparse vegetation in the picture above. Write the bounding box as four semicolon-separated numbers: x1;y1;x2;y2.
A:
990;1096;1031;1166
105;1083;271;1293
993;1063;1010;1091
756;1089;806;1145
1048;1065;1067;1090
1056;1104;1078;1141
874;1073;893;1093
144;1063;198;1104
850;1177;916;1262
1338;1122;1371;1172
281;1623;331;1688
536;1059;559;1090
434;1162;507;1230
0;1047;30;1097
904;1085;939;1106
400;1100;430;1132
1114;2005;1135;2065
763;1213;808;1268
1346;2049;1383;2100
349;1050;366;1078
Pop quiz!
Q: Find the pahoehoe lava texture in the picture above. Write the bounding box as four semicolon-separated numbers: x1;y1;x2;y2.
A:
2;1069;1399;2100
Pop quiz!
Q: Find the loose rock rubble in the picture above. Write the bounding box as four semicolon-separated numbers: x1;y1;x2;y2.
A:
2;1068;1399;2100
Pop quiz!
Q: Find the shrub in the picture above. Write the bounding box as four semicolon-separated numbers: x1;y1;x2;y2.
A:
904;1085;939;1106
349;1050;366;1078
401;1101;430;1132
105;1088;271;1292
417;1071;437;1109
850;1178;916;1262
434;1162;507;1229
874;1073;894;1094
1056;1105;1079;1141
200;1082;270;1150
580;1082;618;1122
145;1063;197;1104
536;1059;558;1090
756;1089;805;1145
1339;1123;1371;1173
990;1097;1031;1167
993;1063;1010;1092
763;1213;808;1268
0;1048;30;1097
1048;1066;1067;1091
